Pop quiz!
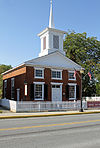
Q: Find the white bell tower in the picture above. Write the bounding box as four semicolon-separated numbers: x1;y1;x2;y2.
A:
38;0;66;57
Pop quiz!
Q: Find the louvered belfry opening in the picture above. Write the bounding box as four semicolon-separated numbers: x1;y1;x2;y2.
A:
53;35;59;49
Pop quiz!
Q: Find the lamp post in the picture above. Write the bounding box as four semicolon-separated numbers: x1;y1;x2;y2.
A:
80;68;84;112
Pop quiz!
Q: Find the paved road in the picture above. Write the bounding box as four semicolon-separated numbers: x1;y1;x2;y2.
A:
0;114;100;148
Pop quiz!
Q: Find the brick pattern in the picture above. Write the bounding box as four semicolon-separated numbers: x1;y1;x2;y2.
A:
3;66;81;101
15;74;26;101
3;73;25;101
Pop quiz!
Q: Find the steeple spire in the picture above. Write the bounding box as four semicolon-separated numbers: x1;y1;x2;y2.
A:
49;0;55;28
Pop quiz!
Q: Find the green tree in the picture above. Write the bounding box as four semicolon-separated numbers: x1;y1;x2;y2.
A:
95;63;100;96
0;64;12;98
64;31;100;97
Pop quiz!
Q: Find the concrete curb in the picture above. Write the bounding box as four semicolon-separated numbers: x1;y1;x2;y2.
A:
0;111;100;119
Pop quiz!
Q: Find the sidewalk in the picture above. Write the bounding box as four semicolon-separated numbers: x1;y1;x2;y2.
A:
0;107;100;119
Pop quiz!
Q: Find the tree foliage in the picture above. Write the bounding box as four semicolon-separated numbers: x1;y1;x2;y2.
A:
0;64;12;98
64;31;100;96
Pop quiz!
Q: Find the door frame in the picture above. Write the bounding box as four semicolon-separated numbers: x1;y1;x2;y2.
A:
51;82;63;102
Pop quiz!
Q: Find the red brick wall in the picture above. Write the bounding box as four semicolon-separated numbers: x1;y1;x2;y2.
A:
14;74;26;101
3;74;25;101
6;78;11;99
3;66;81;101
25;66;34;101
25;66;81;101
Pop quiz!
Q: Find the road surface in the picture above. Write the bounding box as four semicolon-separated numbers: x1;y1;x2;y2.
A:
0;114;100;148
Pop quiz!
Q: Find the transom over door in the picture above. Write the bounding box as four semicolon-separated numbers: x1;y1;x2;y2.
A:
52;85;62;102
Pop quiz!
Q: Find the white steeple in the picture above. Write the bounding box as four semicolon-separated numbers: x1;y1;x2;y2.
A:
38;0;66;57
49;0;55;28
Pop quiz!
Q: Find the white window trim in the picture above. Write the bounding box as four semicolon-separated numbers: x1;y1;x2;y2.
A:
34;67;44;79
51;69;62;80
68;83;77;86
68;71;76;81
33;82;45;85
68;83;76;100
51;82;63;85
34;82;45;100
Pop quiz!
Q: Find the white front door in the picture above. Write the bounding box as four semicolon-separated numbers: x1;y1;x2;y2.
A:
17;89;20;102
52;85;62;102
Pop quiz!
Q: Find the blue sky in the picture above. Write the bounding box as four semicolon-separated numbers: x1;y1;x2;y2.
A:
0;0;100;67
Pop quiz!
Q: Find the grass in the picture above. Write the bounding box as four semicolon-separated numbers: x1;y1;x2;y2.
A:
0;110;2;113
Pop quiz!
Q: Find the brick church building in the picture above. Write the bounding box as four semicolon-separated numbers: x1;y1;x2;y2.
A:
2;0;82;103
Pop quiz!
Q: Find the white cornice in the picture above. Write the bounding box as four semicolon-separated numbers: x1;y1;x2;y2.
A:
25;64;81;71
38;27;67;37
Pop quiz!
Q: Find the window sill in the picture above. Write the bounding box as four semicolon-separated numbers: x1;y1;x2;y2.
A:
11;98;14;100
69;79;76;81
69;98;76;101
34;98;44;101
35;77;44;79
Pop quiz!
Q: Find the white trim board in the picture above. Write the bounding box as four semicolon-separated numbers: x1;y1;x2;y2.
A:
33;82;45;84
51;82;63;85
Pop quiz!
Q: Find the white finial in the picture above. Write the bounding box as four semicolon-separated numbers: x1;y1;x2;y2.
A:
49;0;55;28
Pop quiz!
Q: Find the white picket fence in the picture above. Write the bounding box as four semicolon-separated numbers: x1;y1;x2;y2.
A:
83;97;100;101
16;101;87;112
0;99;87;112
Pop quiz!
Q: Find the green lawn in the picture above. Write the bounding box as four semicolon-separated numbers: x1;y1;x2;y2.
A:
0;110;2;113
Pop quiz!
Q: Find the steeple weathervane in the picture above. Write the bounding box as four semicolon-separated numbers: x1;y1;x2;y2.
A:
49;0;55;28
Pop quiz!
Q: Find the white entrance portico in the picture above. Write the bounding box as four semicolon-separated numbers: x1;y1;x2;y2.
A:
51;82;62;102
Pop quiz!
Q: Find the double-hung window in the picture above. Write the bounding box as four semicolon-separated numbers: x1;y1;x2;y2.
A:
68;71;76;80
34;82;44;100
35;68;44;79
68;83;76;100
51;70;62;80
4;80;7;98
11;78;15;99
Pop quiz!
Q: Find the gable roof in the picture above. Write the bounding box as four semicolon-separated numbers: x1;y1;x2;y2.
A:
25;51;82;70
2;51;82;75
